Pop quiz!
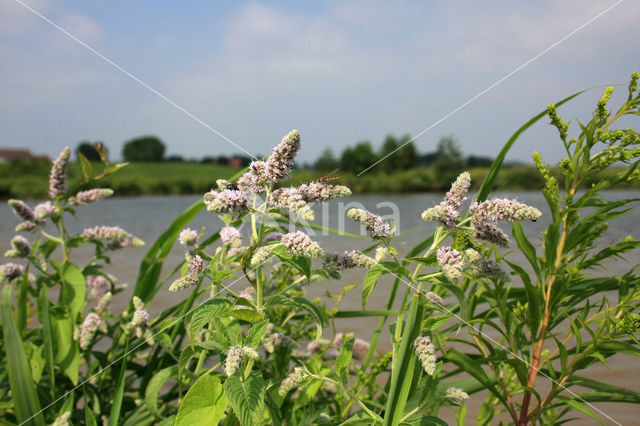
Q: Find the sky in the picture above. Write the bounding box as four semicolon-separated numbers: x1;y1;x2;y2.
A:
1;0;639;167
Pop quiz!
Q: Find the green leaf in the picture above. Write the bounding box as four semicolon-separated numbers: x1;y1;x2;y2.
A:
50;309;80;384
176;373;228;426
108;341;129;426
83;385;98;426
335;337;354;379
135;199;206;303
246;320;269;348
277;254;311;279
228;308;263;323
145;366;177;418
544;222;560;272
224;372;265;426
1;286;44;426
476;90;584;202
362;261;409;310
78;152;94;183
556;396;603;424
38;287;56;395
62;263;86;320
512;222;541;281
446;349;510;410
383;295;423;426
188;299;232;346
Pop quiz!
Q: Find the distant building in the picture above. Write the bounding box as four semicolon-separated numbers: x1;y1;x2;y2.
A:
229;156;243;168
0;149;49;163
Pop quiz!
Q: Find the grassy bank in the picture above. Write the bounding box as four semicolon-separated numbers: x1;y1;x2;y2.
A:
1;160;637;199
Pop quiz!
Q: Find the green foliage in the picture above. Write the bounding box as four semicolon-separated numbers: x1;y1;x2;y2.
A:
340;141;378;174
122;135;166;162
2;73;640;425
76;141;104;162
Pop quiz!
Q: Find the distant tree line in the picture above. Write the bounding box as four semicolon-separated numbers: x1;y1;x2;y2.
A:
74;134;495;176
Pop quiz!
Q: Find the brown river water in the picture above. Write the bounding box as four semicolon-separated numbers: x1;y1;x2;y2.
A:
2;191;639;424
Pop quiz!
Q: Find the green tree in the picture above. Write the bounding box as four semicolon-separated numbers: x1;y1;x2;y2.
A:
122;136;166;162
340;141;378;174
76;141;103;162
314;148;339;171
378;134;419;173
433;135;464;186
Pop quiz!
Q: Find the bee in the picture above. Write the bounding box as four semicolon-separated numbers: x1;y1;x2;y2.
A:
317;168;340;184
227;182;239;191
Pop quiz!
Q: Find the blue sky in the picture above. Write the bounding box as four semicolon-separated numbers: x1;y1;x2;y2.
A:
1;0;639;167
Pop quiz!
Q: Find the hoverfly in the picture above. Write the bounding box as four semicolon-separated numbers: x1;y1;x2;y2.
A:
317;168;340;184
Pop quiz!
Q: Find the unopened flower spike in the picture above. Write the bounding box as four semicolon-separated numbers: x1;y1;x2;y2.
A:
70;188;114;205
224;345;259;377
414;336;437;376
49;147;70;198
279;367;307;396
79;312;102;350
8;199;35;222
83;226;145;250
5;235;31;258
169;254;206;291
445;387;469;405
0;263;25;283
347;208;391;239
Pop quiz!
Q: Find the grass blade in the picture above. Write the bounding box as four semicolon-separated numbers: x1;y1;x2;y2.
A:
1;286;44;426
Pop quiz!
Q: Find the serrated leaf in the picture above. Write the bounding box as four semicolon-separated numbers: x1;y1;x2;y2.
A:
176;373;227;426
145;366;177;418
224;372;265;426
246;320;269;348
228;308;263;323
189;299;232;346
335;337;354;380
362;265;385;310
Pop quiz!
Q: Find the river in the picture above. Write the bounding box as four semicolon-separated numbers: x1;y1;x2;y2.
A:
2;191;639;424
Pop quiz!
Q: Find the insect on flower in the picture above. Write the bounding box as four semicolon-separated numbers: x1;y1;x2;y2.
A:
226;182;240;191
317;168;340;183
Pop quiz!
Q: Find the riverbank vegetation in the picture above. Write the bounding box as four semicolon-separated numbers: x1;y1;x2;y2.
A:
1;74;640;425
1;159;637;200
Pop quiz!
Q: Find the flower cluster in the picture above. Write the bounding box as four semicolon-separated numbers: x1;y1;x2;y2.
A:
470;198;541;247
125;296;151;340
5;235;31;258
224;345;259;376
265;129;301;181
83;226;144;250
425;291;444;305
445;387;470;404
70;188;114;205
279;367;307;396
204;189;249;213
94;292;112;315
271;187;314;221
281;231;324;258
327;250;376;270
414;335;437;376
421;172;471;230
297;182;351;202
250;246;275;266
78;312;102;350
0;263;25;283
86;275;111;299
347;208;391;239
169;255;206;291
179;228;198;247
9;199;55;232
436;246;463;281
220;226;242;247
49;147;70;198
